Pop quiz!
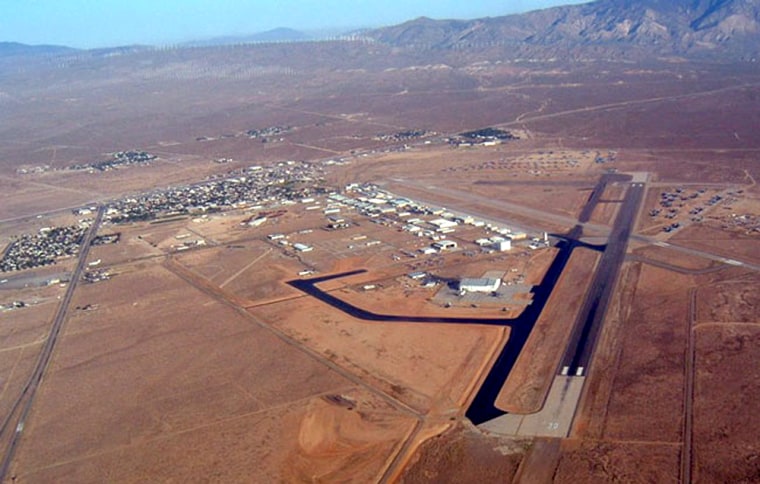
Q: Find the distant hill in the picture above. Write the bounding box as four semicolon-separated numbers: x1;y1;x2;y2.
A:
0;42;77;58
183;28;313;47
247;27;312;42
367;0;760;60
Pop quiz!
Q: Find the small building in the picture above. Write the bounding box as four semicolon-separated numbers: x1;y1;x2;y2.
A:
407;271;427;280
248;217;267;227
429;218;458;230
493;239;511;252
432;240;457;251
460;278;501;293
293;243;313;252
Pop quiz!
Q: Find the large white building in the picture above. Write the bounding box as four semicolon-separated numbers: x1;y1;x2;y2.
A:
459;277;501;293
429;218;458;230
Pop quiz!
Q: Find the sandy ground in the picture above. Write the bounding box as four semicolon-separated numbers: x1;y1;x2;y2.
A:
253;295;505;414
176;240;304;305
671;223;760;264
553;439;681;483
9;264;417;482
599;264;691;443
693;324;760;483
398;422;527;483
696;280;760;323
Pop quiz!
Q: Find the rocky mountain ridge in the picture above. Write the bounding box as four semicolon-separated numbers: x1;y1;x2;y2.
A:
367;0;760;60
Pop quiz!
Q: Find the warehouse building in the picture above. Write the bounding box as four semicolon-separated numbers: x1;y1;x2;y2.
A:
459;277;501;293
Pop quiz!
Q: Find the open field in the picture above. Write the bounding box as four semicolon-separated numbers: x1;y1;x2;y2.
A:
598;264;691;443
696;280;760;323
693;324;760;483
398;422;527;483
254;292;505;414
11;263;418;482
552;439;681;482
0;39;758;481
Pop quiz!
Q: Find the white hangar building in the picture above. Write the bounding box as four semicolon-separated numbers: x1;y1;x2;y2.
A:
459;277;501;293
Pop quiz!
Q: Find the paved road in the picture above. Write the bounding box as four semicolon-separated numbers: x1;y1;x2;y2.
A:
625;254;727;275
682;289;698;484
631;236;760;272
0;206;105;481
559;181;645;376
390;178;760;272
577;173;631;224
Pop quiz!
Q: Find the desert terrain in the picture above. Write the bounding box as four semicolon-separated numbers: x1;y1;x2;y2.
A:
0;33;758;484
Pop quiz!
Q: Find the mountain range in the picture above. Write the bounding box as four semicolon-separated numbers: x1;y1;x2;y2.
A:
367;0;760;60
3;0;760;61
0;41;77;58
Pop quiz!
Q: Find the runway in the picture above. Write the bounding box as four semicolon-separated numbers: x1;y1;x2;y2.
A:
559;180;645;376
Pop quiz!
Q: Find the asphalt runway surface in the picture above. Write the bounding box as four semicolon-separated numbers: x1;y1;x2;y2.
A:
559;179;645;376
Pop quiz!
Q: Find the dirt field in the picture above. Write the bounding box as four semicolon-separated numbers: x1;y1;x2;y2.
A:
398;422;527;483
553;439;681;483
176;240;304;305
696;280;760;324
671;223;760;264
0;344;42;432
693;324;760;483
9;264;417;482
254;293;505;414
599;264;691;443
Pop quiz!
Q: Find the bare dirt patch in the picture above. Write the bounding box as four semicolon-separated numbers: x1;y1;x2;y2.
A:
671;223;760;264
20;388;415;483
398;422;526;483
10;264;418;481
599;264;692;443
176;240;303;304
553;439;681;483
693;324;760;483
0;345;41;427
696;281;760;323
254;295;505;414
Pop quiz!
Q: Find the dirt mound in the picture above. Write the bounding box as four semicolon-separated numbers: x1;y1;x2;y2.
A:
283;395;413;482
399;423;526;483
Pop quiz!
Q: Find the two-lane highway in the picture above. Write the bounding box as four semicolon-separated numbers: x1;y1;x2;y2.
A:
0;206;105;481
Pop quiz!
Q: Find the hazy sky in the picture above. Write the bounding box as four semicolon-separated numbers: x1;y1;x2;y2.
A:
2;0;590;48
